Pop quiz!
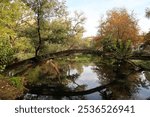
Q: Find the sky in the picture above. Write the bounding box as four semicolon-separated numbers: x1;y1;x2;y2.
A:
66;0;150;37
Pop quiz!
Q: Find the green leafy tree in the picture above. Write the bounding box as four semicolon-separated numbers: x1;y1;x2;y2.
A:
0;0;28;70
21;0;67;57
43;11;86;52
67;11;86;49
0;38;14;72
48;19;70;44
99;34;132;61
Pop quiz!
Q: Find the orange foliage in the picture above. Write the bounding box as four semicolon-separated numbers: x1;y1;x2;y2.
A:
97;8;141;45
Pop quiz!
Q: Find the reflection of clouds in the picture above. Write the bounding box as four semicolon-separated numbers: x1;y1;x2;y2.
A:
85;92;102;100
67;66;100;90
139;71;150;86
69;69;78;75
134;87;150;99
130;71;150;99
67;65;102;100
75;66;100;89
95;61;150;99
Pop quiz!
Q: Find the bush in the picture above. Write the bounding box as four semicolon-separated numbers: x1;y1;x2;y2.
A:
0;38;14;72
101;36;132;60
9;77;24;89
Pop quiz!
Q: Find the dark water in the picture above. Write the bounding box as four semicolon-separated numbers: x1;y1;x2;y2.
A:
22;60;150;100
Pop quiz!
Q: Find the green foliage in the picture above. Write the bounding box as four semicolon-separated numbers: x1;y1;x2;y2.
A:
0;74;4;79
0;65;6;72
0;0;86;65
21;0;68;56
0;76;24;99
48;19;70;44
70;55;93;63
112;39;132;59
41;43;66;54
66;11;86;49
9;77;24;89
133;60;150;70
27;66;41;83
0;0;28;37
0;0;33;65
101;36;132;60
13;37;34;60
0;38;14;71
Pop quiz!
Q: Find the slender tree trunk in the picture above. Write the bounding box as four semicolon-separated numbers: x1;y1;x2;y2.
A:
35;3;42;57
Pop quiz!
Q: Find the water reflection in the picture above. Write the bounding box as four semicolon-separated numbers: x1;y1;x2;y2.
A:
67;66;100;90
94;60;150;100
24;64;102;100
19;58;150;100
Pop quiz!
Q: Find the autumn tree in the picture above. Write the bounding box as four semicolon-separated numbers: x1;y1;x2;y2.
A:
97;8;140;45
92;8;141;62
144;32;150;41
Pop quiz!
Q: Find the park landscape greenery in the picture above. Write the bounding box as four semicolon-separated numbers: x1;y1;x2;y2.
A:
0;0;150;99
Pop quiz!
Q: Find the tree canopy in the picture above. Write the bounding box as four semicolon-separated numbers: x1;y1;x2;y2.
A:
97;8;140;45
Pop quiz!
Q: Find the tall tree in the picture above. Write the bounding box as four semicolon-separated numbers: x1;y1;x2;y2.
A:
44;11;86;51
66;11;86;49
97;8;140;45
0;0;27;41
22;0;67;57
0;0;28;70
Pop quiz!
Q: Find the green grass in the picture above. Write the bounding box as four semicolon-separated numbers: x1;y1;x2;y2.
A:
9;77;24;89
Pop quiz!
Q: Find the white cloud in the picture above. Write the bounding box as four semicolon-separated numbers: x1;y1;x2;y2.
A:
139;18;150;33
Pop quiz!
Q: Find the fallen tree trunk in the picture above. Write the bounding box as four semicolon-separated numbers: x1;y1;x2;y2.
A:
4;49;103;71
4;49;150;72
26;82;110;97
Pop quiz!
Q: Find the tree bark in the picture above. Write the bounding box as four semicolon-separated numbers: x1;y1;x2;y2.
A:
35;2;42;57
26;81;114;96
4;49;150;72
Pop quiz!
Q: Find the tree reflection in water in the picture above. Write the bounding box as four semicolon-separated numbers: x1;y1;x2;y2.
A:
94;59;150;100
23;59;90;100
15;57;150;100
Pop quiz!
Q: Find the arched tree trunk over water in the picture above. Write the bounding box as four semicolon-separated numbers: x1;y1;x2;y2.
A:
5;49;103;71
4;49;150;72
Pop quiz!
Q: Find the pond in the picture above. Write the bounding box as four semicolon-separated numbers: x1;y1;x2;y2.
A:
21;58;150;100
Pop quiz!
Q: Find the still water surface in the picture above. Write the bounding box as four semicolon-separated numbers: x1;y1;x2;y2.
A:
23;61;150;100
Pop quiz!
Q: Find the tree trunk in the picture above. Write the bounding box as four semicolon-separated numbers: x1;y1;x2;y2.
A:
35;3;42;57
